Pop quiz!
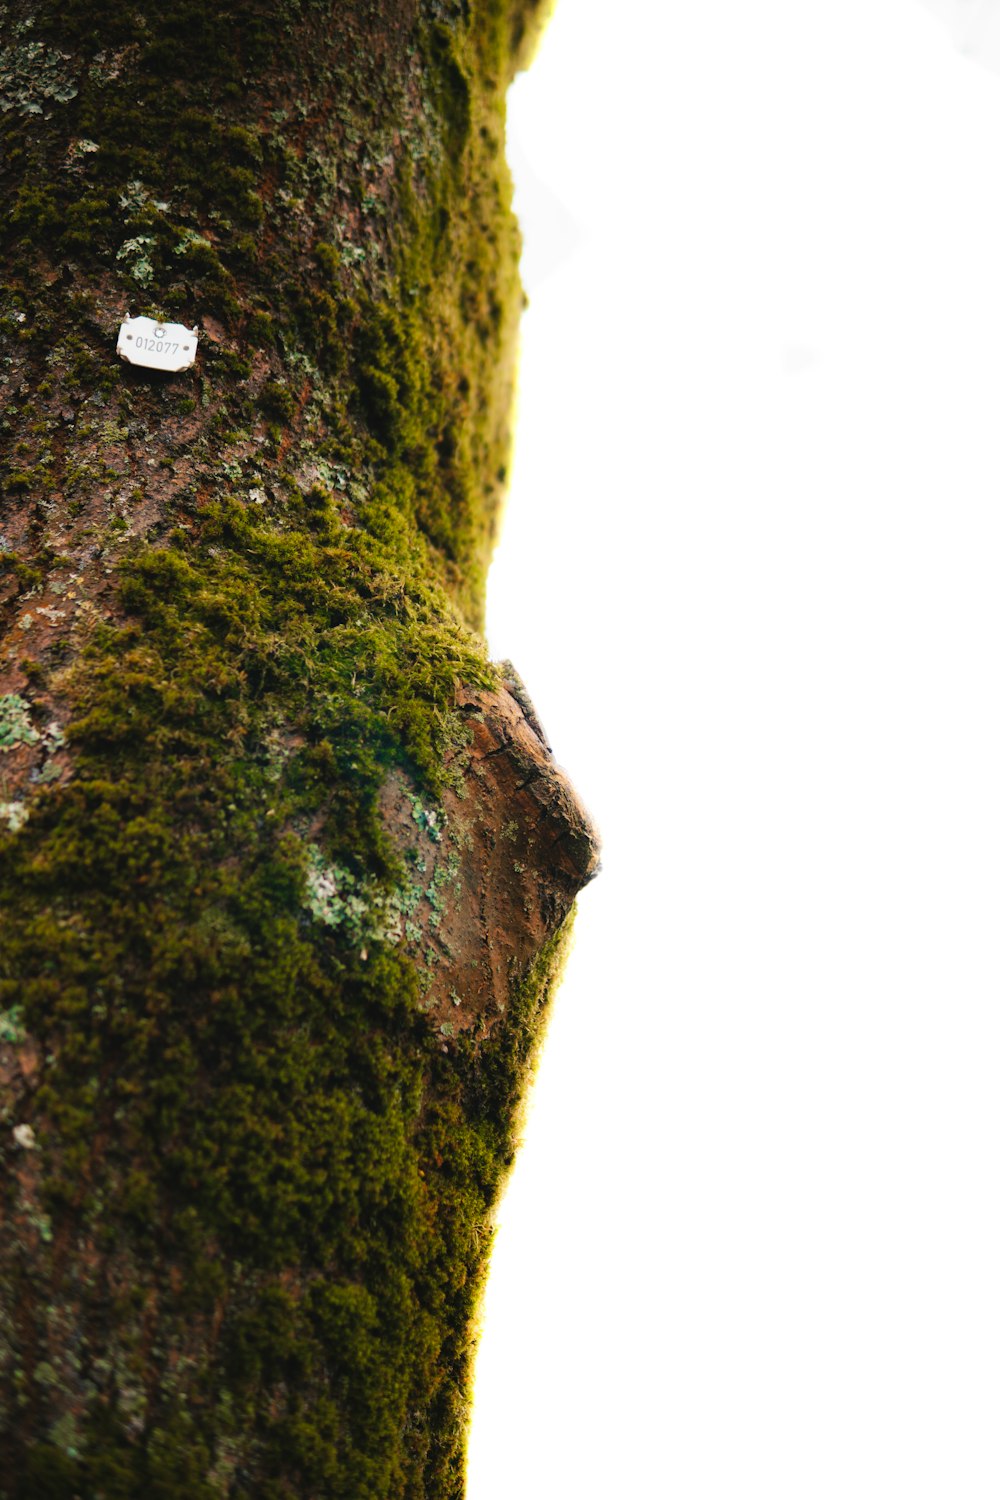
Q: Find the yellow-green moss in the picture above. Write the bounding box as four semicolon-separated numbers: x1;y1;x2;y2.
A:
0;0;559;1493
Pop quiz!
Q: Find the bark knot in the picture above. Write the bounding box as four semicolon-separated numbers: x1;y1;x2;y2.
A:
380;676;600;1039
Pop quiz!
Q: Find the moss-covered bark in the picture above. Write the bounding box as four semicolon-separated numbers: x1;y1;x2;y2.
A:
0;1;597;1495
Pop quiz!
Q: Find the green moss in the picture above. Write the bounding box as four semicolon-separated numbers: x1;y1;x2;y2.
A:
0;0;562;1491
0;458;521;1488
257;380;296;424
3;470;35;493
0;742;568;1491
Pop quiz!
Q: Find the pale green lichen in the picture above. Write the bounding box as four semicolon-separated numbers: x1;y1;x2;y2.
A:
305;835;462;956
0;693;38;751
118;179;163;215
304;845;406;947
173;227;214;258
0;801;28;832
0;22;79;117
408;792;443;843
0;1005;26;1044
116;235;157;286
425;847;462;930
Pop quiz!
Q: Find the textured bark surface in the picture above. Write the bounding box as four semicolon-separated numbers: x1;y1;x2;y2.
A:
0;1;597;1495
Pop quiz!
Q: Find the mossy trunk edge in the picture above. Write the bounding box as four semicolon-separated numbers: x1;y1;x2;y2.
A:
0;1;597;1495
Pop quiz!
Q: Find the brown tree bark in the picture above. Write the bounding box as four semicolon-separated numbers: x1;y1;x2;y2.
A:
0;0;597;1495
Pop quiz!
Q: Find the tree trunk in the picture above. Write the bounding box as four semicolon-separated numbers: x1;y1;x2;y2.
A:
0;2;597;1494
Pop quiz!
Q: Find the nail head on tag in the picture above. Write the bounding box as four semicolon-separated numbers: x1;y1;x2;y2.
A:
116;314;199;373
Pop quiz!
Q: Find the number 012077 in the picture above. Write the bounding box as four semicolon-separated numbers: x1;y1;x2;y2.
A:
134;336;180;354
116;315;199;373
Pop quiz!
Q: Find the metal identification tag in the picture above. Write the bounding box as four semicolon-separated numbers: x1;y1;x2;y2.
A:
116;315;198;372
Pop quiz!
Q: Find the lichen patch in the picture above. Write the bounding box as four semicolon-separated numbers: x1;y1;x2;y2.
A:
0;692;38;751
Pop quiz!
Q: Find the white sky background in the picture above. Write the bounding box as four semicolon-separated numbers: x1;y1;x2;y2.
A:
468;2;1000;1496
